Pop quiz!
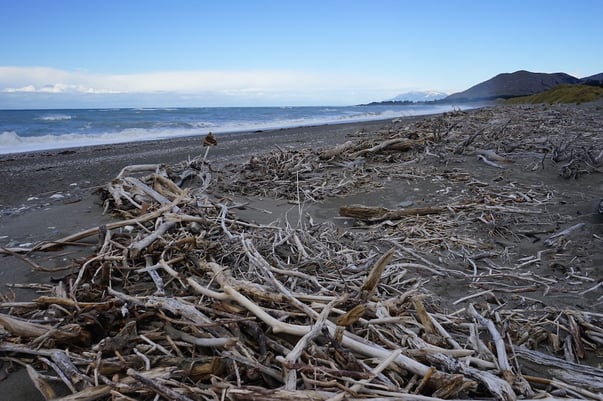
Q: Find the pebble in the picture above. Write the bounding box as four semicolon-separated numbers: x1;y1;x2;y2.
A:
397;200;414;208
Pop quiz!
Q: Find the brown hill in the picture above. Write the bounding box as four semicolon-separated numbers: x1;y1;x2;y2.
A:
445;70;580;101
581;72;603;85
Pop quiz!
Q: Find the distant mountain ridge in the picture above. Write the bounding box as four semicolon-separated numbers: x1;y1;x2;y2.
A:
389;90;448;102
444;70;599;102
365;70;603;106
445;70;580;101
581;72;603;84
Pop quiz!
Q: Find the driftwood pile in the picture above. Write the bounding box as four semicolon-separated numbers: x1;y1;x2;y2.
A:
218;104;603;200
1;104;603;400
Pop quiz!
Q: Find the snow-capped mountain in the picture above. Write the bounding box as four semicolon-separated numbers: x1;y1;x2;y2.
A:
389;90;448;102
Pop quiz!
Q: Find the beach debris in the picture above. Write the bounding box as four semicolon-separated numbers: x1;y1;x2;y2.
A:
203;131;218;147
340;203;445;222
543;222;586;247
477;154;506;169
1;103;603;400
397;200;414;208
202;131;218;161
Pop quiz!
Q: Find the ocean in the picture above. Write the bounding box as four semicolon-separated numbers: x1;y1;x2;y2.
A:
0;104;465;155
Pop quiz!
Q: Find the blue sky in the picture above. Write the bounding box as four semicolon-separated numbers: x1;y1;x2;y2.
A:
0;0;601;108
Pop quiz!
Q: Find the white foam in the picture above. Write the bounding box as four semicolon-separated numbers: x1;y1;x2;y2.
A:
0;131;22;145
36;113;72;121
0;128;188;154
0;105;472;155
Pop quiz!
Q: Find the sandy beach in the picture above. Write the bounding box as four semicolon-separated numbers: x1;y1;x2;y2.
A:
1;104;603;400
0;120;393;208
0;120;390;267
0;119;392;400
0;119;392;304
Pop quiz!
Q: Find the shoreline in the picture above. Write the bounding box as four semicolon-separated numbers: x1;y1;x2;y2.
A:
0;118;410;209
0;115;428;312
0;112;448;297
0;103;473;157
1;102;603;400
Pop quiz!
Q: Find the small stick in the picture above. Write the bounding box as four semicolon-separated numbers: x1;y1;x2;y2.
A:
477;154;505;169
453;289;495;305
360;248;395;299
325;349;402;401
544;223;586;246
467;304;511;371
280;297;339;391
127;368;195;401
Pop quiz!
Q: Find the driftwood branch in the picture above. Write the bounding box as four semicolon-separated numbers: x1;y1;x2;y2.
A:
515;347;603;393
478;154;506;169
340;204;445;222
544;223;586;246
349;136;429;158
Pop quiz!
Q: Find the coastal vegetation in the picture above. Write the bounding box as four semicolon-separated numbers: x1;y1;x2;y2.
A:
505;84;603;104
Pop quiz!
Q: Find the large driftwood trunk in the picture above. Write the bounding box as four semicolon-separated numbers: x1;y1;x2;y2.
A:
515;347;603;393
340;204;444;222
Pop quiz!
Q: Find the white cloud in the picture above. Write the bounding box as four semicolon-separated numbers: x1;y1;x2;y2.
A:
4;85;37;93
3;83;121;94
0;66;414;106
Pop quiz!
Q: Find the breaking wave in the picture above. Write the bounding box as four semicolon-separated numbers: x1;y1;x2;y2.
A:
36;113;73;121
0;104;469;155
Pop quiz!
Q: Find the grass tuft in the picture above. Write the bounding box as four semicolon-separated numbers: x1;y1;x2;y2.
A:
505;84;603;104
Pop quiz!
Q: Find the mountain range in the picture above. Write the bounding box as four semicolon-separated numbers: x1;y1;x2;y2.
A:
379;70;603;105
389;90;448;102
445;70;603;102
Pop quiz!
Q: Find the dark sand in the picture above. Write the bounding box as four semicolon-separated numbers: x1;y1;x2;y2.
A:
1;107;602;399
2;105;601;305
0;119;397;400
0;120;392;208
0;119;394;291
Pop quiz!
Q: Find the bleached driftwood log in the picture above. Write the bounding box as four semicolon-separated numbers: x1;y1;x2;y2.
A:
477;154;506;169
340;204;445;222
515;347;603;393
319;140;356;159
349;136;430;158
116;163;163;179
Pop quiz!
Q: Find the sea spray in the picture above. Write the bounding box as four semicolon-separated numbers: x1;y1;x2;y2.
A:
0;104;471;155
